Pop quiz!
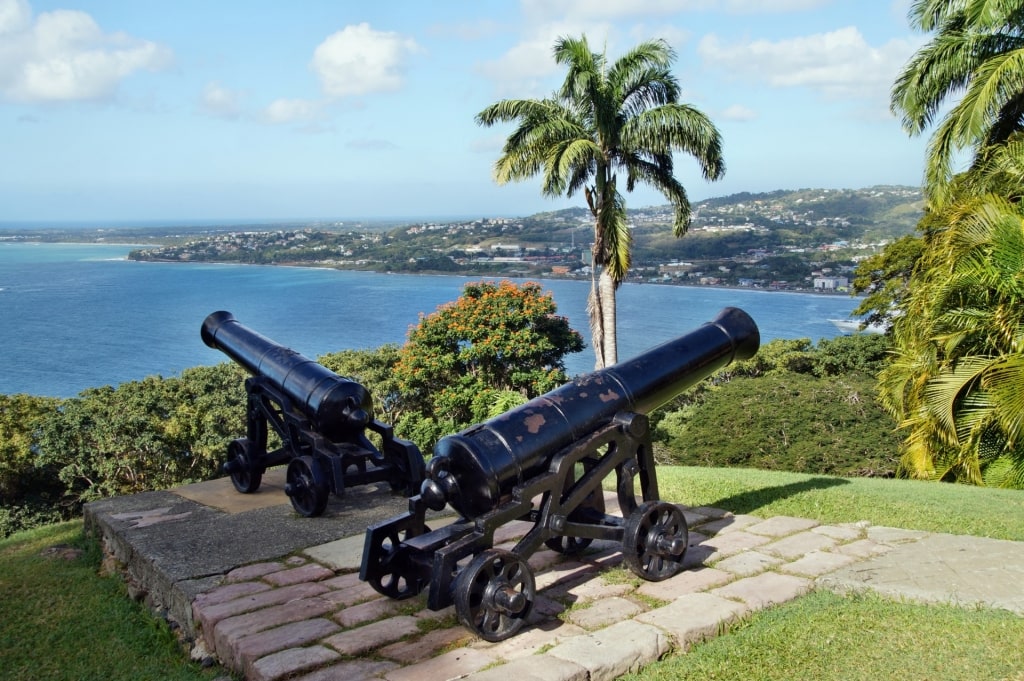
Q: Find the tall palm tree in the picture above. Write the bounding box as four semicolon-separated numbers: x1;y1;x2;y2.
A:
476;35;724;368
892;0;1024;198
879;137;1024;488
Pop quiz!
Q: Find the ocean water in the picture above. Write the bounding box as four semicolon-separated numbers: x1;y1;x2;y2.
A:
0;242;862;398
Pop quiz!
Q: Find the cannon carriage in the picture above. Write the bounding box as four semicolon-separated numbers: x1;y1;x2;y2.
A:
360;307;760;641
201;311;425;517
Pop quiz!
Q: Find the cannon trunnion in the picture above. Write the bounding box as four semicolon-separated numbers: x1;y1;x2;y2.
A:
360;307;760;641
201;311;425;517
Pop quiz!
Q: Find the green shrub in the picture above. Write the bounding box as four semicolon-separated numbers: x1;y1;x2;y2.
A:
656;372;900;477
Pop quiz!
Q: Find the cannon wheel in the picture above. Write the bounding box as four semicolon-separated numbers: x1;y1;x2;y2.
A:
455;549;535;642
285;456;329;517
226;438;262;494
363;523;429;600
544;535;593;555
622;501;688;582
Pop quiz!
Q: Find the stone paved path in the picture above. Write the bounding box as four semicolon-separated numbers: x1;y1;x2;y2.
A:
188;503;914;681
85;474;1024;681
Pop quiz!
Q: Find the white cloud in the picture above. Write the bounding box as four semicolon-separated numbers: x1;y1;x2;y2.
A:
0;0;171;103
199;81;244;119
697;26;916;101
721;104;757;121
475;20;619;97
262;97;323;125
311;23;421;99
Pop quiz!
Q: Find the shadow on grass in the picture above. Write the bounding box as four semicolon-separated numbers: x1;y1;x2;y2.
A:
707;476;850;517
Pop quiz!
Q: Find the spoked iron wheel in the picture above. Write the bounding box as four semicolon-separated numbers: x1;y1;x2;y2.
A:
544;535;593;555
363;523;428;600
622;501;688;582
284;455;328;517
455;549;535;642
224;438;262;493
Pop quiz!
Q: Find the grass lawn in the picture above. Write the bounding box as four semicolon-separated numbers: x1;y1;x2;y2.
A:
1;466;1022;680
0;522;218;681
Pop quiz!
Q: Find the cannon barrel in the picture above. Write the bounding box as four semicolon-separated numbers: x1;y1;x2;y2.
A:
422;307;759;517
201;311;372;442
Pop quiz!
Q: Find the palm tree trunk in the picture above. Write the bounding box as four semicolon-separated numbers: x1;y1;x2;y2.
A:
598;269;617;367
587;274;606;370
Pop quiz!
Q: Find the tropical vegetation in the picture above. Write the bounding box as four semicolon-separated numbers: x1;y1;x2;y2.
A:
861;0;1024;488
476;35;724;368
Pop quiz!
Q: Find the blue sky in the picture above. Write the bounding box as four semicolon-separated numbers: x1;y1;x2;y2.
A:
0;0;932;222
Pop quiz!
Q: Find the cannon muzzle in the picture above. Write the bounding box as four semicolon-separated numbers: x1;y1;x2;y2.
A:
201;311;372;441
423;307;759;517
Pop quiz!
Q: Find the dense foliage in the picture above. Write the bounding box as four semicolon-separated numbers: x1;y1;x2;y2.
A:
0;364;248;537
392;280;584;450
873;0;1024;488
653;335;900;476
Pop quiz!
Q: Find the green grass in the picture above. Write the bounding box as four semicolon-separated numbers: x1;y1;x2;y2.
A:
621;590;1024;681
655;466;1024;540
0;522;221;681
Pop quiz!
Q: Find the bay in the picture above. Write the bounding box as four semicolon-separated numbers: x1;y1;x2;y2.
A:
0;242;862;398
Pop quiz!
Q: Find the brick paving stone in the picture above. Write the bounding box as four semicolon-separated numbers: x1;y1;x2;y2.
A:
226;561;286;582
333;597;409;628
746;516;820;537
234;618;341;674
812;524;864;541
714;550;784;576
710;572;811;610
527;548;566;572
323;615;421;656
531;593;567;619
470;620;587;661
692;506;731;519
379;626;473;664
249;644;340;681
383;647;497;681
866;526;930;545
635;591;749;648
292;658;399;681
681;543;716;569
695;513;763;535
760;531;838;560
412;604;456;622
701;530;772;561
321;571;361;590
535;560;598;593
463;655;589;681
566;596;644;630
193;580;271;609
833;538;892;559
781;550;859;578
547;620;671;681
214;597;339;663
196;582;331;636
563;576;633;602
321;582;381;608
263;563;335;586
636;566;733;601
680;507;710;527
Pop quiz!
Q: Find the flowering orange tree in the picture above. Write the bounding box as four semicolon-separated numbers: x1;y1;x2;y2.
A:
394;280;584;450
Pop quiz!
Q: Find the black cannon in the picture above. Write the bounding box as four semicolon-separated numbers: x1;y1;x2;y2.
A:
201;311;425;517
360;307;759;641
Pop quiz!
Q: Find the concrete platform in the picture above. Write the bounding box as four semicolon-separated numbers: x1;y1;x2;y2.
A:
83;474;1024;681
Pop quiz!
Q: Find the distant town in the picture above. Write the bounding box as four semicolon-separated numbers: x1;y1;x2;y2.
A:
5;185;924;292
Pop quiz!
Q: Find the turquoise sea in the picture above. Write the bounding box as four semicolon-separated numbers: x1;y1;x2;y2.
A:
0;242;862;398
